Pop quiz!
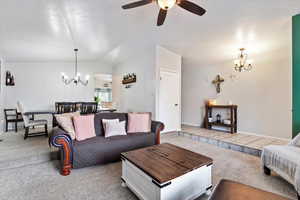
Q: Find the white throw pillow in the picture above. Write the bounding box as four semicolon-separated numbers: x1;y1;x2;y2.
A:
105;121;127;138
102;119;119;131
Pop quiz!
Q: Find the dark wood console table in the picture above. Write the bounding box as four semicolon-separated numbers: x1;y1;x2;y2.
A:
204;105;237;133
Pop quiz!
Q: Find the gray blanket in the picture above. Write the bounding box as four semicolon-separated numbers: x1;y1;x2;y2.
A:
262;140;300;193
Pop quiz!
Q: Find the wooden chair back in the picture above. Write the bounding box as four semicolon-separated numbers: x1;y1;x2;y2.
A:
81;102;98;114
17;101;30;127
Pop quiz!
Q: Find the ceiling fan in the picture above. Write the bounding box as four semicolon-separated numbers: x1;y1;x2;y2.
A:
122;0;206;26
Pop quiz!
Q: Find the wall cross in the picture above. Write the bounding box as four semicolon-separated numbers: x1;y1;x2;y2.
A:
212;75;225;93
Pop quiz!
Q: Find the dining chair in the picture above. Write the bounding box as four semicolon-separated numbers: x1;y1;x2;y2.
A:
55;102;76;114
4;109;34;132
17;101;48;140
4;109;22;132
53;102;77;127
81;102;98;114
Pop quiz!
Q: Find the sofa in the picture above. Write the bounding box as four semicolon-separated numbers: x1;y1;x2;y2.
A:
261;133;300;200
50;112;164;176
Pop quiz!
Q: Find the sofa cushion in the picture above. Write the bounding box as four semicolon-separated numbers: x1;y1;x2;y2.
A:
127;112;151;133
72;132;155;169
73;115;96;141
94;113;128;136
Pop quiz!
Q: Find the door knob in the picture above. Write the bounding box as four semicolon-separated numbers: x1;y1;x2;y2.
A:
174;104;178;106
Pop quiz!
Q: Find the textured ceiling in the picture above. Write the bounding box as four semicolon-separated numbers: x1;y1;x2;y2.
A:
0;0;299;63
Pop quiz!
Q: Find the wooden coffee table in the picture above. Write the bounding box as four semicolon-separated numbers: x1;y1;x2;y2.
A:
121;143;213;200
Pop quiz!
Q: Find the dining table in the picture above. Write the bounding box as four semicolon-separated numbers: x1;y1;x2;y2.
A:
23;110;56;116
97;109;117;113
23;110;55;122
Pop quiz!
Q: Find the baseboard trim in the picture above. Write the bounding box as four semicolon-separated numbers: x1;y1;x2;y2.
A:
182;122;201;127
238;130;291;142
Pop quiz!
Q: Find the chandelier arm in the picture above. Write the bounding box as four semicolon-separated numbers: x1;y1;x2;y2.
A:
78;78;89;86
245;64;252;71
62;77;73;85
67;78;75;85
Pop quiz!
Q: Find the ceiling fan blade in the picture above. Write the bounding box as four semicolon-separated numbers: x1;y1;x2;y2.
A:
157;9;167;26
177;0;206;16
122;0;152;9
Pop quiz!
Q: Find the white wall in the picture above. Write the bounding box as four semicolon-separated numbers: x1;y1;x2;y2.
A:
112;45;156;117
182;41;292;139
94;75;112;89
112;45;182;121
156;46;182;71
0;58;6;131
3;61;112;111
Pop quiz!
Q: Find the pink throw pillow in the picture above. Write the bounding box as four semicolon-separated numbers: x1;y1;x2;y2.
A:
73;115;96;141
127;112;151;133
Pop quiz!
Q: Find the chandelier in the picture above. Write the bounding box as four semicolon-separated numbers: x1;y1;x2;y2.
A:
234;48;253;72
61;49;89;86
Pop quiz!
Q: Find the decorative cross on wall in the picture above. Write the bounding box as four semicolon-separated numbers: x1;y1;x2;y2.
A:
212;75;225;93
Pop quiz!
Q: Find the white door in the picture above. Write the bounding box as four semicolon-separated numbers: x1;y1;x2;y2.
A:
158;70;180;132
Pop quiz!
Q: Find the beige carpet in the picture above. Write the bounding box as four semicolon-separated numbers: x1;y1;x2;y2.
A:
0;129;55;170
0;133;297;200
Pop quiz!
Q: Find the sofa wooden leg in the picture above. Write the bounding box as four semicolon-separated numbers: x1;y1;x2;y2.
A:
297;192;300;200
61;164;71;176
264;166;271;175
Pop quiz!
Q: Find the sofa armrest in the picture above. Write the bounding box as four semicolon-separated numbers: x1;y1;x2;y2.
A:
289;132;300;147
151;121;165;145
49;127;73;176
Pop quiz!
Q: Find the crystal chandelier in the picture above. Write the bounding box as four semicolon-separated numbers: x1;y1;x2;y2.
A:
61;49;89;86
234;48;253;72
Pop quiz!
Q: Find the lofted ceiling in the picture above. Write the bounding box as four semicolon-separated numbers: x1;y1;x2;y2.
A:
0;0;299;63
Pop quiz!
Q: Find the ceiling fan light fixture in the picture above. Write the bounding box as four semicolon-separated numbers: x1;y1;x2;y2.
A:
157;0;176;10
122;0;206;26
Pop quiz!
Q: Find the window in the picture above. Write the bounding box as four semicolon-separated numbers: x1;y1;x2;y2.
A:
95;88;112;103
